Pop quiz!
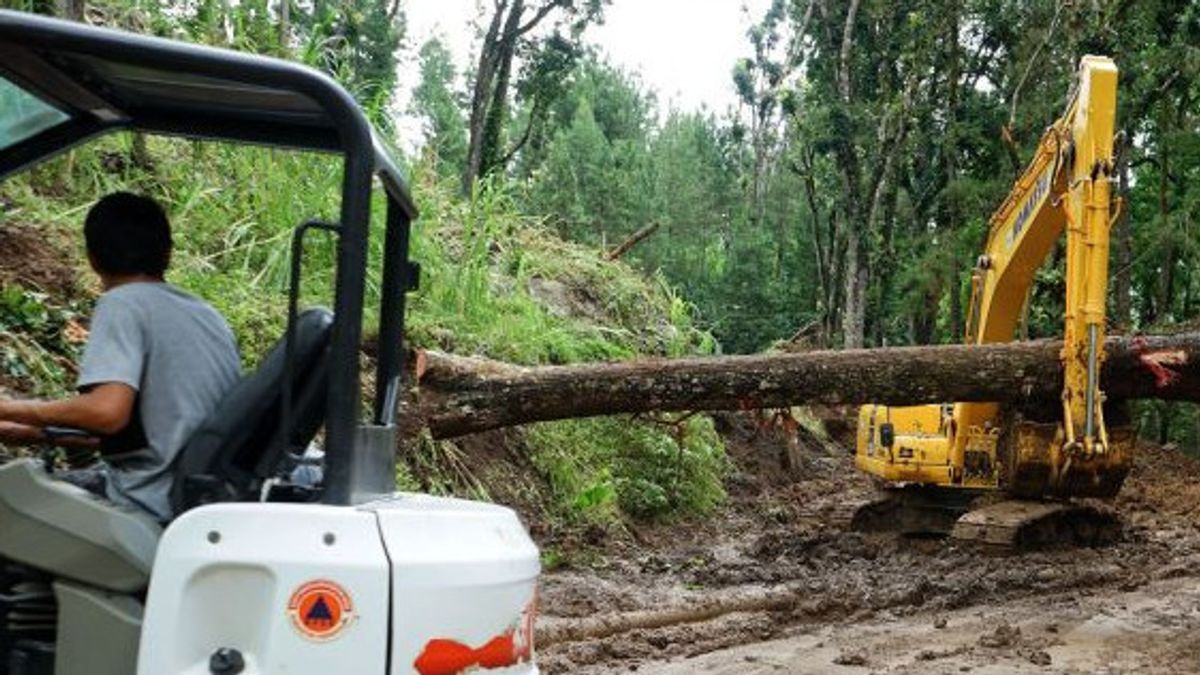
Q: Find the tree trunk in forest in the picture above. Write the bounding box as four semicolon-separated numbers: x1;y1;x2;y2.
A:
795;145;837;347
841;225;867;348
834;0;866;349
873;182;898;346
944;4;963;340
278;0;290;53
61;0;84;20
478;0;525;180
462;0;568;193
407;332;1200;439
1155;141;1174;323
463;4;509;193
1157;401;1174;445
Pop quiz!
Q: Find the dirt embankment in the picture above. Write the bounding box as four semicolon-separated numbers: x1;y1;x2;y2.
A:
0;222;82;299
536;412;1200;674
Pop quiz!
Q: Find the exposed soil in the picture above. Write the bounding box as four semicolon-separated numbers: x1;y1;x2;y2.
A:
0;222;82;298
535;412;1200;674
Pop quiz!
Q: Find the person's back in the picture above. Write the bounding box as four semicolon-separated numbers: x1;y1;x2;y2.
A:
0;192;240;520
80;281;240;519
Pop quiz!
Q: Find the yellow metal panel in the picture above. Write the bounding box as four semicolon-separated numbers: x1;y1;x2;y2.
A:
856;404;955;487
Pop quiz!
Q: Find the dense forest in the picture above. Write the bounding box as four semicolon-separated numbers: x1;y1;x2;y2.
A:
406;0;1200;355
3;1;1200;468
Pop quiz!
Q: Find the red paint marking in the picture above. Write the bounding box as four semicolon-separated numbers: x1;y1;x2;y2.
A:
413;632;529;675
414;595;536;675
1133;336;1187;388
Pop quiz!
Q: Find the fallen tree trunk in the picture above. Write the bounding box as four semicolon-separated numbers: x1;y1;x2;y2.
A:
537;583;809;647
410;333;1200;439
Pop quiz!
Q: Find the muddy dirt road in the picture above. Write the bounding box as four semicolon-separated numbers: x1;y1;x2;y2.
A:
637;575;1200;674
537;416;1200;674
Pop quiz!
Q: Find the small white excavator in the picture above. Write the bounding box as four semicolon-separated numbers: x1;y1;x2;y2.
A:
0;11;539;675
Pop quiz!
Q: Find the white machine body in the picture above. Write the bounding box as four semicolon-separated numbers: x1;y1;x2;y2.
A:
138;495;540;675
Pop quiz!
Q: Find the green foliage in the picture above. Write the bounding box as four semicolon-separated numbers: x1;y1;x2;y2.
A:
526;415;726;524
4;127;722;520
6;0;408;126
409;171;713;363
13;0;1200;507
411;36;468;178
0;287;82;396
467;0;610;185
6;134;345;363
0;0;728;528
295;0;405;126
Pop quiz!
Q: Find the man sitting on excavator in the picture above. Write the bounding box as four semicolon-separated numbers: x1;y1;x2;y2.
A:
0;192;241;520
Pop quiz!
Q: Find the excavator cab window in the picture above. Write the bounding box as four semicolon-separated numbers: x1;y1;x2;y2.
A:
0;75;67;149
879;422;896;449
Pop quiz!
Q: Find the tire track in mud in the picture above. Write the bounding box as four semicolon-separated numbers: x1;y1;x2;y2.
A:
536;434;1200;674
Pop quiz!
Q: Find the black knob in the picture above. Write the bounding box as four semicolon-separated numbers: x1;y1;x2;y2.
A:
209;648;246;674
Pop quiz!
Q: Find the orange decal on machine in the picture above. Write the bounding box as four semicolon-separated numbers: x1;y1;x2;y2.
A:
287;579;354;641
413;597;536;675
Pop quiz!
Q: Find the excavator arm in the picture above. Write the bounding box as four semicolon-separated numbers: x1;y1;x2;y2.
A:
858;56;1130;503
964;55;1119;463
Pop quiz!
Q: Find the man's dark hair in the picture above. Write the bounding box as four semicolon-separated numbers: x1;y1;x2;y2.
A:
84;192;173;277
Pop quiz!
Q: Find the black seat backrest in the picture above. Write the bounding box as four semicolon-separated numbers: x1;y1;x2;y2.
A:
170;308;334;515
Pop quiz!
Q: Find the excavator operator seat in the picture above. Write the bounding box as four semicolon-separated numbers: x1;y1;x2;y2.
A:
0;460;161;593
171;307;334;514
0;308;334;593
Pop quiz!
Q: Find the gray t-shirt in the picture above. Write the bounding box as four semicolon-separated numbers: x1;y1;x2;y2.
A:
78;282;240;520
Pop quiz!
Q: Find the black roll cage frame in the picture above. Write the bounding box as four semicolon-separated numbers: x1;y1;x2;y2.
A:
0;10;417;505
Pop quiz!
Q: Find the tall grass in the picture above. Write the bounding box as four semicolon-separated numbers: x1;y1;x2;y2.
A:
0;135;727;523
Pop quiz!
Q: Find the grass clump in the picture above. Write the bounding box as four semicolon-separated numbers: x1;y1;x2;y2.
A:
527;416;727;524
0;287;84;396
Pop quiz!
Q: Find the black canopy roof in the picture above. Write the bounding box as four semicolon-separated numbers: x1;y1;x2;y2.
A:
0;9;416;219
0;10;421;506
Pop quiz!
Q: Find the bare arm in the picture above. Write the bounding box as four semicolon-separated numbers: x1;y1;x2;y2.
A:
0;420;48;444
0;383;136;435
0;420;101;453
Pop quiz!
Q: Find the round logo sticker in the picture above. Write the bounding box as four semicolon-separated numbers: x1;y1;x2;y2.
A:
287;580;354;641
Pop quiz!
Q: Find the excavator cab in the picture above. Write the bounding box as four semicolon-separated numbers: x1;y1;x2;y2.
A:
0;11;539;674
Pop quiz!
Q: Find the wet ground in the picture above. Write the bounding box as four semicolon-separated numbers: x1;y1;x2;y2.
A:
537;415;1200;674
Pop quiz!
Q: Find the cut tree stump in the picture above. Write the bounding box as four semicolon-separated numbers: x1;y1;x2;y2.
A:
406;333;1200;439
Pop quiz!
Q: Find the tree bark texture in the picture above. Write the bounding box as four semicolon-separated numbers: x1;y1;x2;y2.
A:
409;333;1200;439
462;0;566;191
539;583;809;647
478;0;525;179
462;2;508;191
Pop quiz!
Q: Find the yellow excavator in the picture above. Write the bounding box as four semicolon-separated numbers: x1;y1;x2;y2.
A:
855;55;1131;547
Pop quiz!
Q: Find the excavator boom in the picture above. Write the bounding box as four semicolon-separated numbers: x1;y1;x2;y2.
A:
855;56;1130;547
